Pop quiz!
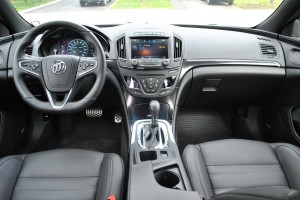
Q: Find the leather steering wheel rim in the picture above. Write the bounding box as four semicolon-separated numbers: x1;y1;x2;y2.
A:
13;21;106;113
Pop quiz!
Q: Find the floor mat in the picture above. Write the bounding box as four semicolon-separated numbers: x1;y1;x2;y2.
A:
41;112;122;154
176;107;234;153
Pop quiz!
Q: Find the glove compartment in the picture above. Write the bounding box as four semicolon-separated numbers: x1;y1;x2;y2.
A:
184;66;285;105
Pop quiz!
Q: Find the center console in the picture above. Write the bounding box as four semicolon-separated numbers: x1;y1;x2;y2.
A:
116;30;182;97
115;29;201;200
127;100;201;200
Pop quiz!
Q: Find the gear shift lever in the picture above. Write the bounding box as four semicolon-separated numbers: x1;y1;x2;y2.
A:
144;100;160;148
150;100;160;126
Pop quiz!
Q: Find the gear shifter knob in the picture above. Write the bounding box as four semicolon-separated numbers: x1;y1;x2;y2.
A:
149;100;160;126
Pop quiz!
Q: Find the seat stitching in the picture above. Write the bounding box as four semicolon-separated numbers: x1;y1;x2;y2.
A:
193;145;208;198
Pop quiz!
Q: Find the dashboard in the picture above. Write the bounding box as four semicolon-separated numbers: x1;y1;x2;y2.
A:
27;23;287;102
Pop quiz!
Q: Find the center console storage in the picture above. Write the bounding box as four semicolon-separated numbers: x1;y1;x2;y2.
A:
139;150;157;162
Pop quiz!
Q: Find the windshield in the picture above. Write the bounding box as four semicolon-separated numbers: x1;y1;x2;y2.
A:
12;0;283;27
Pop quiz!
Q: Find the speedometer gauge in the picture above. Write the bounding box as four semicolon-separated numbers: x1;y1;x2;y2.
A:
67;39;89;56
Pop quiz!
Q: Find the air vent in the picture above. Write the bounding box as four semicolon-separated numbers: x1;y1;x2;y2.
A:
117;36;126;59
25;46;33;55
174;37;182;59
260;44;277;57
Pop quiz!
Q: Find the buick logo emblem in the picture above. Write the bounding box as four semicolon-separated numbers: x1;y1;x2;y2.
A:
51;60;66;75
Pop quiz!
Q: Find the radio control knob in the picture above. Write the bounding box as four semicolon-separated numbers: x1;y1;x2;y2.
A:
162;59;169;66
131;59;138;66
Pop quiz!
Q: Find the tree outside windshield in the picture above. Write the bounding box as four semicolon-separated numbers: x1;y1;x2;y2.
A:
11;0;283;27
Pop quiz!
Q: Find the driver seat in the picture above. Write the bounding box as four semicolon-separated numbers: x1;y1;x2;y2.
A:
0;149;124;200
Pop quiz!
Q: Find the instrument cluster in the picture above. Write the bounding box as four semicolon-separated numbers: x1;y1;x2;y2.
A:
40;29;109;57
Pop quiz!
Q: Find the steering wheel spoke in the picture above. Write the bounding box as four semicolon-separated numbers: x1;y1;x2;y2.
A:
18;56;43;78
45;88;74;110
77;57;98;78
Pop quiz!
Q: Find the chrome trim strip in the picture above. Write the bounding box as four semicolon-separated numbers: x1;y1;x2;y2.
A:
137;123;169;149
45;89;73;110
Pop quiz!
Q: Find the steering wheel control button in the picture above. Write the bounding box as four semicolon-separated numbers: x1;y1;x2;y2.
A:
77;59;98;77
89;61;95;66
29;62;39;70
19;60;42;76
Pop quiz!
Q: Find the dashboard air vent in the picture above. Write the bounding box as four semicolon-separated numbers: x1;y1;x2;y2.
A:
25;46;33;55
174;37;182;59
260;44;277;57
117;36;126;59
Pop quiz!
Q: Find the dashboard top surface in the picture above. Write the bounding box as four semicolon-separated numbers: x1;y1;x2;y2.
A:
30;23;284;66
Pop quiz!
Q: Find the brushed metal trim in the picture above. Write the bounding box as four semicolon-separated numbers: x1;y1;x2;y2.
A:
45;89;73;110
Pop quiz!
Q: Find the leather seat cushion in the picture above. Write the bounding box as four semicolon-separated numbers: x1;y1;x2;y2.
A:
183;139;300;199
0;149;124;200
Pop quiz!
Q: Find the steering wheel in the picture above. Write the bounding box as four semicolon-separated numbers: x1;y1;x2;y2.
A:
13;21;106;113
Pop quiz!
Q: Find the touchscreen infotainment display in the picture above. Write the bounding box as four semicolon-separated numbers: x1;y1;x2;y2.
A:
131;38;168;59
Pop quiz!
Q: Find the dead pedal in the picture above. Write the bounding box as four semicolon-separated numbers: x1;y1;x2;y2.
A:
86;108;103;117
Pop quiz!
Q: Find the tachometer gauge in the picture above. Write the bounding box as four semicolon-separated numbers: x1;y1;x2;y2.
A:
67;39;89;56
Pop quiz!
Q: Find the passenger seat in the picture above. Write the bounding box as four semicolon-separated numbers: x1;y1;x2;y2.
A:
182;139;300;199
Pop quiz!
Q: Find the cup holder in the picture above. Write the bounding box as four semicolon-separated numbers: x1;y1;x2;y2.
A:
154;171;180;189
